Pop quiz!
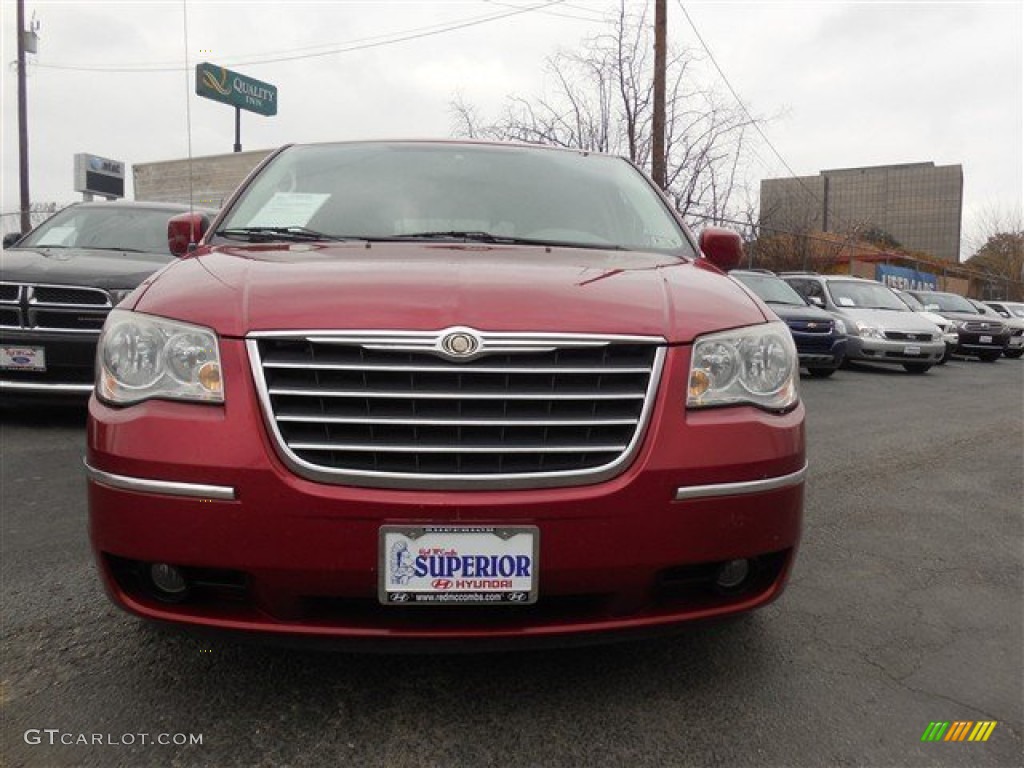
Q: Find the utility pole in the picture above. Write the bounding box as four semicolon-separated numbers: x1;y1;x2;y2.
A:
651;0;667;191
17;0;31;233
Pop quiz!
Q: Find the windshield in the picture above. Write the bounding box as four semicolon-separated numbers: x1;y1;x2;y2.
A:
913;291;978;313
1001;302;1024;318
17;205;178;254
827;280;908;310
895;291;925;311
218;143;694;255
732;272;808;306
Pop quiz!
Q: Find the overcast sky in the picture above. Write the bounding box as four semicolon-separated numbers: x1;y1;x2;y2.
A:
1;0;1020;256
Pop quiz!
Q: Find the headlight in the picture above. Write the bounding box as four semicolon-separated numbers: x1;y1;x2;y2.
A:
947;319;964;330
854;321;885;339
97;309;223;405
687;322;799;412
833;318;847;335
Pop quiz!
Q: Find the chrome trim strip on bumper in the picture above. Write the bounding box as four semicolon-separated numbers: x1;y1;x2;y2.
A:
674;463;808;501
83;462;236;501
0;380;94;394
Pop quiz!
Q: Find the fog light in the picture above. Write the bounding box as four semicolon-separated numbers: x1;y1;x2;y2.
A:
715;559;750;590
149;563;188;596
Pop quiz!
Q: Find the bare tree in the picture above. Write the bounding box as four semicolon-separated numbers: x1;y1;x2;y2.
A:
964;204;1024;294
450;2;756;225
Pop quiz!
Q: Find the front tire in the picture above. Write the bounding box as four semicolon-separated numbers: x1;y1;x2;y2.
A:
1004;349;1023;359
903;363;932;374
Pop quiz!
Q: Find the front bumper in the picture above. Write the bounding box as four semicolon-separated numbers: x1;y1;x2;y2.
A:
87;342;805;645
954;330;1010;356
845;335;945;365
0;329;97;396
791;332;847;370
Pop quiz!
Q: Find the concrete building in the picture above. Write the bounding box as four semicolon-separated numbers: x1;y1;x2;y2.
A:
133;149;272;209
760;162;963;262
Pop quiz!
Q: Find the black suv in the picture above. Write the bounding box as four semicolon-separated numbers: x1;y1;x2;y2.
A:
906;290;1009;362
731;270;847;377
1;201;213;397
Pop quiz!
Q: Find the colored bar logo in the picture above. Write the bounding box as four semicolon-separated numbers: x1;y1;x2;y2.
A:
921;721;997;742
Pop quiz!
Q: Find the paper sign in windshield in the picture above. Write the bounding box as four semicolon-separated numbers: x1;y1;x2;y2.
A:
248;192;329;228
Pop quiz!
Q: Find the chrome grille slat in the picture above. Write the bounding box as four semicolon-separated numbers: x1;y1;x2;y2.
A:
267;387;646;401
289;442;627;454
275;415;639;427
262;361;651;374
248;329;666;489
0;281;112;333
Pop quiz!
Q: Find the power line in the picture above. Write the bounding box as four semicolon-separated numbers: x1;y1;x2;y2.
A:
483;0;607;22
676;1;854;236
33;1;568;74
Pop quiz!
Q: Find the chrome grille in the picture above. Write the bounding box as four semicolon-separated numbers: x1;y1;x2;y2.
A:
964;321;1003;333
249;329;666;489
787;319;833;335
0;282;112;333
885;331;936;342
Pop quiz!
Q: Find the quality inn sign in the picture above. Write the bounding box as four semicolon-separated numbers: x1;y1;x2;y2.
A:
196;62;277;116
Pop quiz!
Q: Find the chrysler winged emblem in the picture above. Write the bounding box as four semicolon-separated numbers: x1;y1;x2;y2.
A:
439;329;481;359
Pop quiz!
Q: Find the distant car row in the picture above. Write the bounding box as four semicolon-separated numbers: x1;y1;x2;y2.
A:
1;201;1021;399
731;269;1023;375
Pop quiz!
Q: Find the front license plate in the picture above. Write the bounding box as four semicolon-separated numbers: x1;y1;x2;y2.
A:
379;525;539;606
979;335;993;344
0;345;46;371
903;345;921;356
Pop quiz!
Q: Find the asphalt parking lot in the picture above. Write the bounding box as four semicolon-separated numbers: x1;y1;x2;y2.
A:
1;356;1021;768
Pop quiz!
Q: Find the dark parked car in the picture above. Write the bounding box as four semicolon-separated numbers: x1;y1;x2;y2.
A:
906;290;1009;362
731;269;847;377
781;274;945;374
1;201;214;397
86;140;806;649
975;300;1024;359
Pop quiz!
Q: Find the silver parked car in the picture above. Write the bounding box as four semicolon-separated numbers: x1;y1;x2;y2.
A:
781;274;945;373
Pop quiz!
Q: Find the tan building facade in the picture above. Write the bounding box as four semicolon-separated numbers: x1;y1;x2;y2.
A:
133;149;273;209
760;162;963;262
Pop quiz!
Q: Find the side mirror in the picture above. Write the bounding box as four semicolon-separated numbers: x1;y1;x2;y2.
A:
807;295;825;308
167;212;211;257
698;227;743;272
3;232;23;248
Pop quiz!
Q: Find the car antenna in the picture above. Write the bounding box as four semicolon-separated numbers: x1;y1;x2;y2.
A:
181;0;197;252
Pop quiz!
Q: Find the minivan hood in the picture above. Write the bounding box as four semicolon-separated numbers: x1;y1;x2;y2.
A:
131;242;768;343
1;246;171;289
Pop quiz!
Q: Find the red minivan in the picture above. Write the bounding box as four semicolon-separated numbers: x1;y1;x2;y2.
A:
86;141;805;648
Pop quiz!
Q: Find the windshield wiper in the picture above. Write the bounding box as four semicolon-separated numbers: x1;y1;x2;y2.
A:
85;246;149;253
392;231;626;250
216;226;356;243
